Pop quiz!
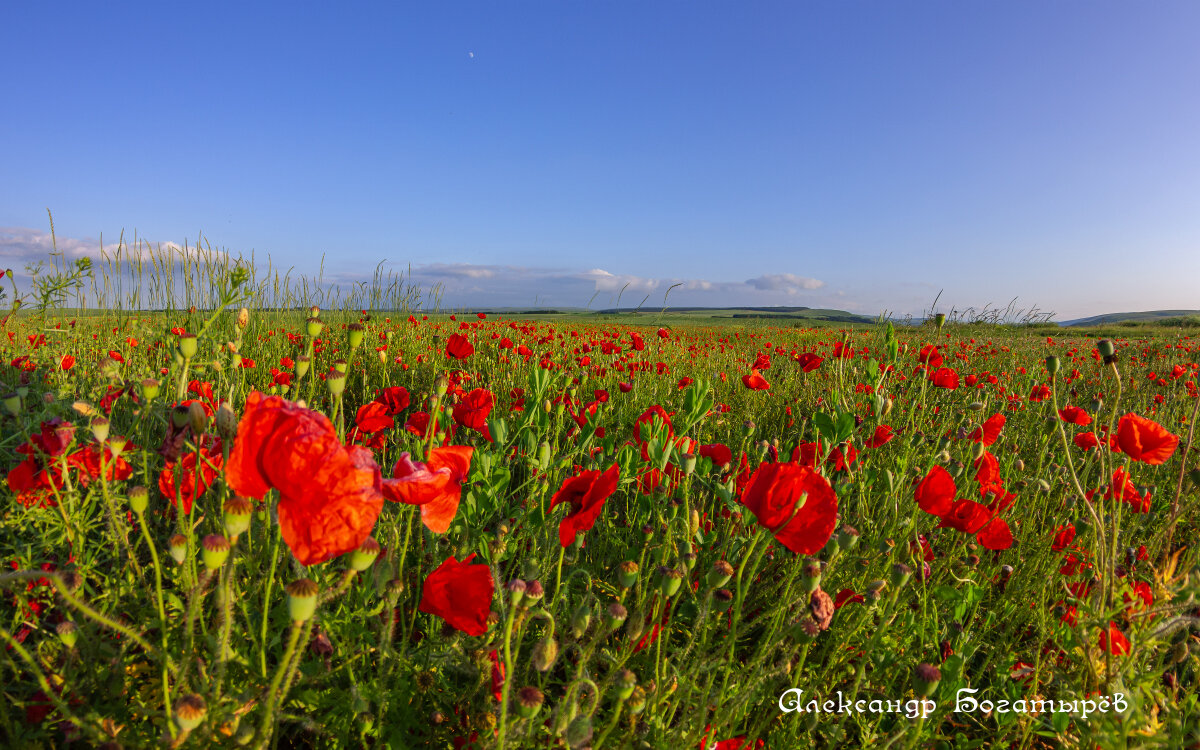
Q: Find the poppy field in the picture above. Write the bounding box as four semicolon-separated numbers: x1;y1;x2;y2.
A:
2;264;1200;749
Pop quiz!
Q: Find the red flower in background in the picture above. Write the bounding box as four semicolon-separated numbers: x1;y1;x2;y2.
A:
445;334;474;360
930;367;959;389
741;369;770;391
419;554;494;636
1057;406;1093;426
1116;413;1178;465
453;388;495;441
226;392;384;566
739;462;838;554
158;436;224;514
967;414;1005;446
865;424;895;448
1098;622;1130;656
794;352;824;372
550;464;620;547
382;446;474;533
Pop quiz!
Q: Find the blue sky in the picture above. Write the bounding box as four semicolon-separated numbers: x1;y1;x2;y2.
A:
3;2;1199;319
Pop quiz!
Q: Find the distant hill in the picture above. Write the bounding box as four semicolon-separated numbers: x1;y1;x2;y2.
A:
444;305;876;324
1060;310;1200;327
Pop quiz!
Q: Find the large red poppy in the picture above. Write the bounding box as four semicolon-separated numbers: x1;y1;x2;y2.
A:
914;465;955;516
382;446;474;533
794;352;824;372
1115;413;1178;465
739;462;838;555
967;414;1005;446
158;436;224;514
550;463;620;547
741;370;770;391
226;392;384;566
445;334;475;360
1057;406;1093;426
419;554;494;636
452;388;494;441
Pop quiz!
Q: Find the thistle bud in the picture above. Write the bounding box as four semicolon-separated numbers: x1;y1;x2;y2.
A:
178;333;198;359
168;534;188;564
128;485;149;514
516;686;544;718
174;694;207;732
617;561;639;589
201;534;231;570
286;579;320;622
914;663;941;698
348;537;381;571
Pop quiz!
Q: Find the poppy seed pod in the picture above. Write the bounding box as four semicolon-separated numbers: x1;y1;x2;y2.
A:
836;525;860;551
128;485;149;515
326;372;346;397
800;560;822;593
306;317;324;337
616;669;638;700
168;534;188;565
516;686;544;718
347;323;365;349
617;561;640;589
286;579;320;622
1046;355;1061;376
934;313;946;330
891;562;913;588
506;578;527;607
201;534;231;570
523;579;544;603
188;401;209;436
141;378;161;401
713;588;734;612
604;602;628;630
295;355;311;379
89;417;110;443
56;620;78;649
222;496;253;539
914;663;942;698
657;566;684;597
348;537;381;571
174;694;207;732
178;333;198;360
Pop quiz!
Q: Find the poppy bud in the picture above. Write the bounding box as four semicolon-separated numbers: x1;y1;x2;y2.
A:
168;534;188;564
348;537;381;571
617;561;640;589
967;401;984;412
1097;339;1115;359
566;716;593;749
681;452;697;476
891;562;913;588
516;686;544;718
571;602;593;638
934;313;946;330
971;441;986;461
220;496;253;539
689;509;701;537
914;663;941;698
824;536;840;556
997;564;1014;593
171;404;191;429
625;609;645;642
537;441;551;468
326;371;346;397
742;420;756;437
286;579;320;622
506;579;527;607
216;402;238;442
56;620;78;649
201;534;231;570
531;634;559;672
523;579;544;603
188;401;209;436
306;317;324;337
1046;355;1061;376
174;694;207;732
347;323;365;349
178;333;198;359
128;485;149;515
604;602;628;630
295;356;311;379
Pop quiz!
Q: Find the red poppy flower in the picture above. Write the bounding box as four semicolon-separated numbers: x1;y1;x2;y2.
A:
1057;406;1093;426
657;327;669;339
930;367;959;389
1073;432;1100;451
60;355;76;371
699;442;732;470
865;424;895;449
445;334;474;360
739;462;838;554
1051;523;1075;551
382;446;474;533
630;333;645;351
419;554;494;636
975;517;1013;551
374;386;411;414
1098;622;1130;655
794;352;824;372
834;589;865;609
354;401;394;434
550;464;620;547
741;369;770;391
452;388;494;441
158;436;224;514
915;465;956;516
937;499;993;534
226;392;385;566
967;414;1005;446
1115;413;1178;465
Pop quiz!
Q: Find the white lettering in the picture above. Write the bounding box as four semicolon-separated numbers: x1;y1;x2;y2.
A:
778;688;803;713
956;688;979;712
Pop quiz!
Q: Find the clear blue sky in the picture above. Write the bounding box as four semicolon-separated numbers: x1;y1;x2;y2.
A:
3;1;1199;319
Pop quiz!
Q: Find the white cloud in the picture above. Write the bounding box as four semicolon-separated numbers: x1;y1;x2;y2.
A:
745;273;825;294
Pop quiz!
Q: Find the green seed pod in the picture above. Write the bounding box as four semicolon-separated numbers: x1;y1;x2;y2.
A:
2;392;20;415
168;534;188;565
128;485;150;515
306;317;324;337
201;535;231;570
616;669;637;700
174;694;207;732
287;579;320;622
914;663;941;698
617;561;639;589
566;716;593;749
348;537;381;571
56;620;78;649
295;356;311;379
604;602;628;631
326;372;347;397
571;602;593;638
178;334;198;359
347;323;365;349
516;687;544;718
1045;355;1061;376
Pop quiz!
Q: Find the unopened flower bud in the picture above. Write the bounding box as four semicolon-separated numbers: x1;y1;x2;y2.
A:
914;663;941;698
216;402;238;441
572;602;593;638
566;715;593;749
236;307;250;329
188;401;209;436
1046;355;1061;376
506;579;527;607
56;620;78;649
531;634;559;672
523;579;544;604
801;559;822;593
